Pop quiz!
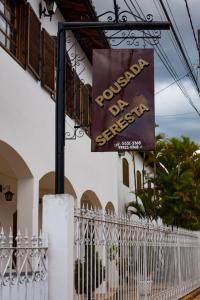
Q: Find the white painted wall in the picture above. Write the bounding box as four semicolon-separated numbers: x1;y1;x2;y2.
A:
117;151;153;213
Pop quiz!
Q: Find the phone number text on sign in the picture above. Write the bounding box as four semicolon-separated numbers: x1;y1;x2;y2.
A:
114;140;142;150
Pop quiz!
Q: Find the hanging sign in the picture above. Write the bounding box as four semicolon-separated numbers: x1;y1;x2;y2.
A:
91;49;155;152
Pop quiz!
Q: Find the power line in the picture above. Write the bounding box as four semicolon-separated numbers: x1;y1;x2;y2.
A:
156;112;195;116
123;0;200;117
166;0;194;68
153;0;197;83
184;0;199;52
159;0;200;94
152;0;200;116
155;74;188;94
156;116;199;120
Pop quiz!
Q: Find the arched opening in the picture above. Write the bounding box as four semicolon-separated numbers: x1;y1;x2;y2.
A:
105;202;115;214
80;190;102;210
39;172;77;231
0;140;32;235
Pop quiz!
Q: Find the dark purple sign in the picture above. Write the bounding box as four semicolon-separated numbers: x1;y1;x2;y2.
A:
92;49;155;152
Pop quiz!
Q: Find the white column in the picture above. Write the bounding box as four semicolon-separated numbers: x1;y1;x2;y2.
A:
43;194;74;300
17;177;38;235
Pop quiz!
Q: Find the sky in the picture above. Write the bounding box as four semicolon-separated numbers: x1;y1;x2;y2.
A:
91;0;200;144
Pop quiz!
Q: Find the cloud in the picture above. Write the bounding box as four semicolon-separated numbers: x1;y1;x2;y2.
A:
155;79;200;142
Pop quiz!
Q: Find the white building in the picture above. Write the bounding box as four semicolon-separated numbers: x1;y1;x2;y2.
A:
0;0;152;237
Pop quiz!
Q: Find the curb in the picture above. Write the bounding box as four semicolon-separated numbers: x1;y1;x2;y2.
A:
179;288;200;300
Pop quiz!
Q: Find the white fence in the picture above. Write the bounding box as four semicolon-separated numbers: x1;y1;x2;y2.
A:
74;208;200;300
0;228;48;300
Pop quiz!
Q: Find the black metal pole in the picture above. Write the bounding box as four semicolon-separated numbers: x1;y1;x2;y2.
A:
55;23;66;194
61;21;171;31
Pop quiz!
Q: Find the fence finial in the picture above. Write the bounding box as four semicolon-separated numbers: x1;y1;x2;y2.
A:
0;227;6;247
9;227;13;248
16;230;22;247
24;228;29;248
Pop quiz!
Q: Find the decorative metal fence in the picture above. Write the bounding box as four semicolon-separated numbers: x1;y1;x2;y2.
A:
74;208;200;300
0;228;48;300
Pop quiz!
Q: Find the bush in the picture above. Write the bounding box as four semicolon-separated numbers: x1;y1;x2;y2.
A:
75;245;105;299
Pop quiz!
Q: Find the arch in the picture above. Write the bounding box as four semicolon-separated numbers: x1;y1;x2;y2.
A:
105;201;115;214
0;140;33;235
122;158;129;187
0;140;32;178
80;190;102;209
39;171;77;199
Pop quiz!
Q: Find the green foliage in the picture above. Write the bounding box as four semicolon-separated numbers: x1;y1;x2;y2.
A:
151;136;200;229
74;245;105;298
128;135;200;230
126;187;161;222
107;244;118;261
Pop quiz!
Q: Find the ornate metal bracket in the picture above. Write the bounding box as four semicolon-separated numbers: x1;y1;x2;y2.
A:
66;34;87;81
65;119;90;140
95;0;161;47
65;124;84;140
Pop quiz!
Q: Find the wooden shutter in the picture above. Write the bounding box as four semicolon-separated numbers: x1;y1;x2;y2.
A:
16;2;27;67
80;84;89;127
27;4;41;79
75;73;80;121
137;170;142;191
41;29;55;94
123;158;129;187
66;63;74;117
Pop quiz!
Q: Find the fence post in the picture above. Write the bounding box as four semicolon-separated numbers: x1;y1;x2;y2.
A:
43;194;74;300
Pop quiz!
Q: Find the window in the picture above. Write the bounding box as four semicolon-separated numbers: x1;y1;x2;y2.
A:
0;0;26;66
0;0;17;55
0;2;56;94
136;170;142;191
122;158;129;187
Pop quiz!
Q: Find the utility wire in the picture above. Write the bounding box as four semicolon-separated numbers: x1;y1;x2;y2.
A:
124;0;200;116
184;0;199;52
159;0;200;94
165;0;199;86
153;0;196;81
166;0;193;68
157;112;195;116
156;116;199;119
155;74;189;94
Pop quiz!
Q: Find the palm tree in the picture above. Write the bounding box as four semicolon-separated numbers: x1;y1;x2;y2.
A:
128;135;200;229
153;136;200;229
126;187;161;222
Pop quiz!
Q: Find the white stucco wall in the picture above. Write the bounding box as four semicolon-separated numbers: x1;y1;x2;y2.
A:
117;151;153;213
